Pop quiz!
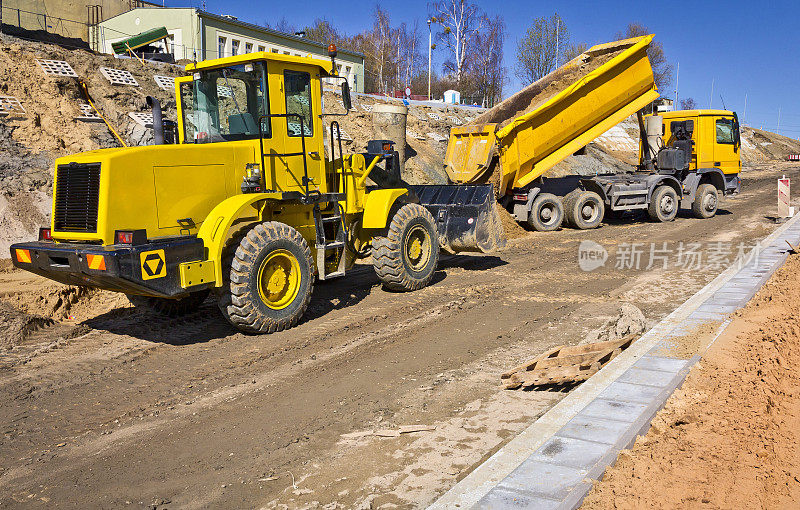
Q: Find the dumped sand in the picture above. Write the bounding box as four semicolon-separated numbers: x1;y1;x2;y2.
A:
471;46;622;129
581;253;800;509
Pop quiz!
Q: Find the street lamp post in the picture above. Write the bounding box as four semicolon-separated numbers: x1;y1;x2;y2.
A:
427;18;432;101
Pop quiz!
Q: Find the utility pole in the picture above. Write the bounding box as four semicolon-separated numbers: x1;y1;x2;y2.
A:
777;107;782;135
709;78;714;109
674;61;679;107
555;17;559;67
427;17;433;101
743;93;747;125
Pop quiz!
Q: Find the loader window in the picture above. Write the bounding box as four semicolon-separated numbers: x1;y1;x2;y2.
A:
716;117;735;145
284;70;313;137
181;62;271;144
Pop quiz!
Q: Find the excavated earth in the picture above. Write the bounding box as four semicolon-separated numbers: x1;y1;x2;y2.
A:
581;249;800;509
3;34;800;509
0;162;798;508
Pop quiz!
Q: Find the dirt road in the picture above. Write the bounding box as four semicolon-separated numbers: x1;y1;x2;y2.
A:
0;164;796;509
581;238;800;510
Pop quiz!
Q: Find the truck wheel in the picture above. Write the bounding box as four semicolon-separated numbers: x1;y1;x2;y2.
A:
692;183;718;219
373;203;439;292
223;222;313;334
527;193;563;232
127;290;209;318
564;191;604;229
648;185;679;222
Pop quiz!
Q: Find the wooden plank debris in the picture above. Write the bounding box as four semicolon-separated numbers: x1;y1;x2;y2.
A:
503;335;636;389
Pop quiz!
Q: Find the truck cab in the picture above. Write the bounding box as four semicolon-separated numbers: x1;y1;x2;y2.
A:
653;109;741;193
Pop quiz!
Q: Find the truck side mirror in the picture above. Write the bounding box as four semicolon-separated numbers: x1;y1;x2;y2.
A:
733;113;741;152
341;80;352;111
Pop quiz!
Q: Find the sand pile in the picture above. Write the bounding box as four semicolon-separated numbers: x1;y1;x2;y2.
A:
471;45;623;129
581;253;800;509
0;301;53;349
0;33;183;193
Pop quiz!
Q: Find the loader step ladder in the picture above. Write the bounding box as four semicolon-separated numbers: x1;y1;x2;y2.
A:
313;205;347;280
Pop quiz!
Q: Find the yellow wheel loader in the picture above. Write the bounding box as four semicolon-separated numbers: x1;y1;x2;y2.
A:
10;46;504;334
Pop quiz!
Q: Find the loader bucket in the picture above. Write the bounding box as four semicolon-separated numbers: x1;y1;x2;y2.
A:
409;184;506;253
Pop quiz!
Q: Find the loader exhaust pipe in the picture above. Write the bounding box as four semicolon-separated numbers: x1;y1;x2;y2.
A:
146;96;164;145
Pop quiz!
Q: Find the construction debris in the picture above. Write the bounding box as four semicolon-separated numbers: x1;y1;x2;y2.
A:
36;59;78;77
0;96;25;116
153;75;175;90
128;111;154;127
100;67;140;86
341;425;437;440
75;103;102;122
502;335;636;389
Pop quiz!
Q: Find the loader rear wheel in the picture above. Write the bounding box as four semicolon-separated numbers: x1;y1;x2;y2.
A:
648;185;679;222
527;193;563;232
564;190;604;229
127;289;210;318
222;222;313;334
692;183;718;219
373;203;439;292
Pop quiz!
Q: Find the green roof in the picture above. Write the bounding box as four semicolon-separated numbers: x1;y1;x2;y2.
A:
111;26;169;53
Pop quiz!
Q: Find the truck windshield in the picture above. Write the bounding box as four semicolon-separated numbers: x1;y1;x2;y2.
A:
181;63;270;143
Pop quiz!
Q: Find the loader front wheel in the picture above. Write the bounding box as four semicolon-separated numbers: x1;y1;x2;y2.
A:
373;203;439;292
527;193;563;232
223;222;313;334
127;290;210;318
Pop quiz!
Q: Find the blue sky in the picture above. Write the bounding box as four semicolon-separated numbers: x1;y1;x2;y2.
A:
170;0;798;138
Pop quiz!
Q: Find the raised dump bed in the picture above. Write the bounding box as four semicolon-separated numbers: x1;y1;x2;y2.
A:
444;35;659;197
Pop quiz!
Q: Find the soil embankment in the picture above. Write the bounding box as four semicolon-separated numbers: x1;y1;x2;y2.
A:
582;252;800;509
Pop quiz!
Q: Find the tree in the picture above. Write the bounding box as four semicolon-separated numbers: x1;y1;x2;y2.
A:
561;42;587;64
615;23;673;90
302;19;341;45
515;13;569;84
267;17;297;35
430;0;485;85
680;97;697;110
468;14;506;106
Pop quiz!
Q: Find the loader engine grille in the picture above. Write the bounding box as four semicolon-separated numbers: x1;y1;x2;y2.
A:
54;163;101;232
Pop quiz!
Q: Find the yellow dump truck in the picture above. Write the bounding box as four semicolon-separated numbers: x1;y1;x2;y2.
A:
10;47;503;334
445;35;741;230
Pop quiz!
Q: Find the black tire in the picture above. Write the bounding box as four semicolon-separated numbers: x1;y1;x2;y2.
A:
127;290;209;318
373;203;439;291
223;222;313;334
692;183;718;219
216;224;251;324
564;190;604;229
648;185;679;222
527;193;564;232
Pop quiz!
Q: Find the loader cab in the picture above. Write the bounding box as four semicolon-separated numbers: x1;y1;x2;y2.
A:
177;52;335;196
655;109;741;176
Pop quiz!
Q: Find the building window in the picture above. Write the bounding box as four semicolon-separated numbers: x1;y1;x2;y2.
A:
231;39;240;56
218;36;226;57
271;48;279;53
245;42;253;53
258;45;265;52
